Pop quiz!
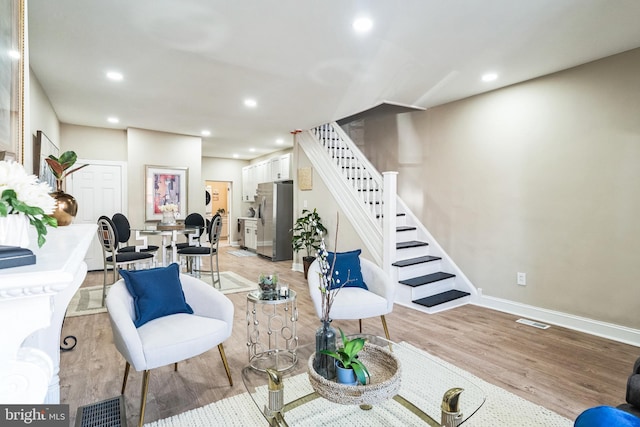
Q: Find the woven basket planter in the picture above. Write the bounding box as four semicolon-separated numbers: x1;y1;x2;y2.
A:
308;342;402;405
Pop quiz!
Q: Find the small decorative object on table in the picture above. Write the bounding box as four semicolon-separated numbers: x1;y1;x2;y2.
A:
308;341;402;406
312;213;353;381
320;328;369;385
0;160;57;248
45;150;88;226
258;273;278;299
159;203;179;226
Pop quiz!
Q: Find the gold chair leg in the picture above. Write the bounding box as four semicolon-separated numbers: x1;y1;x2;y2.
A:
138;370;150;427
218;344;233;386
380;315;393;351
121;362;130;394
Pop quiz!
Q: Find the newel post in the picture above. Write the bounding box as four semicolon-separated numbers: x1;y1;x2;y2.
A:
382;171;398;277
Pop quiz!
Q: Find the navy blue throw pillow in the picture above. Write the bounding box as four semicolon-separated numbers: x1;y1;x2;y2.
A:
119;263;193;327
326;250;368;290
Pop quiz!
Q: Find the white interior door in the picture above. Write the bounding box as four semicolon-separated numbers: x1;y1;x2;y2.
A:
67;160;126;271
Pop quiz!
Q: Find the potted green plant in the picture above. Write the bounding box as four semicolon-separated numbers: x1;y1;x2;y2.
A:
291;208;327;279
320;328;370;385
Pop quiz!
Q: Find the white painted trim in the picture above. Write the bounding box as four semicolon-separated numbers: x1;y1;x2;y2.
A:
474;294;640;347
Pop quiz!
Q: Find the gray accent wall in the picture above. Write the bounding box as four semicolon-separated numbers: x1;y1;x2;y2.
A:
344;48;640;330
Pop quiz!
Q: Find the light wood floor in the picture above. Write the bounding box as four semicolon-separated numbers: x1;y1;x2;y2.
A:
61;243;639;425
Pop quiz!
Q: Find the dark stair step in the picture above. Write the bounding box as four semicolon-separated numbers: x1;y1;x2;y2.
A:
399;272;455;287
392;255;441;267
396;240;428;250
396;225;416;232
413;290;470;308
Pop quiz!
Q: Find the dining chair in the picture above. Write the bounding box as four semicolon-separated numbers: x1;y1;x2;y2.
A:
167;212;206;252
178;214;222;288
96;216;154;306
112;213;159;261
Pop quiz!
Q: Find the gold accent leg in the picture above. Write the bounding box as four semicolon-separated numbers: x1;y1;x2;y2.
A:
121;362;130;394
380;315;392;351
138;370;150;427
218;343;233;386
359;319;363;333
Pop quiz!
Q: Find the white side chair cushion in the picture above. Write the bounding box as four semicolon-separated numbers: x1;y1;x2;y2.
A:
328;287;389;320
137;314;229;370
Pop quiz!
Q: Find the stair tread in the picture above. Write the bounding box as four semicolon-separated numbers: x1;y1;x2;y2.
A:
396;240;428;249
399;272;456;287
413;290;470;308
392;255;441;267
396;225;416;232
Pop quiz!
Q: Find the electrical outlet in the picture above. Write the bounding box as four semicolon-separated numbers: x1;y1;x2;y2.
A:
303;200;308;208
517;272;527;286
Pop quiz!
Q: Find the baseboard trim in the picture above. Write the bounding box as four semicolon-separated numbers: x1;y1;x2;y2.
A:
474;295;640;347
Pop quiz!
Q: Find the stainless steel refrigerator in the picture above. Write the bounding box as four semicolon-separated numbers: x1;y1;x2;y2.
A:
256;180;293;261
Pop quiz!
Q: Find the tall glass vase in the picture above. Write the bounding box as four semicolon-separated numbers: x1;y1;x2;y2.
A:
313;320;337;380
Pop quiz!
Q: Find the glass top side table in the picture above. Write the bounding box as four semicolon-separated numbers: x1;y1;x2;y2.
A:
246;289;298;372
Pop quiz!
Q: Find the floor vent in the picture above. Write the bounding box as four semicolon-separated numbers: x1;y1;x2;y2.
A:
516;318;550;330
75;395;126;427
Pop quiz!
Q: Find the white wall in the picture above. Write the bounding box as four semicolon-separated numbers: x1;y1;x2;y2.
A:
60;124;127;161
28;68;59;171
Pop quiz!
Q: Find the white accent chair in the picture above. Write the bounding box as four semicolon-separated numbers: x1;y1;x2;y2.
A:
307;256;395;340
106;274;234;427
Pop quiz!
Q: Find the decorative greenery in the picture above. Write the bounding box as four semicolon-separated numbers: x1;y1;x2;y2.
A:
0;161;58;247
320;328;370;385
291;208;327;258
45;150;88;190
316;213;353;322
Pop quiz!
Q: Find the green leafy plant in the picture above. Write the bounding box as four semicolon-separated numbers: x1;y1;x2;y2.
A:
0;160;58;247
291;208;327;258
45;151;88;191
320;328;370;385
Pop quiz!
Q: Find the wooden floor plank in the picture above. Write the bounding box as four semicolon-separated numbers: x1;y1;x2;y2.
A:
61;243;639;425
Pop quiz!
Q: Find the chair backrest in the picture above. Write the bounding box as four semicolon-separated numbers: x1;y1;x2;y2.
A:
184;213;206;238
111;213;131;244
208;215;223;248
97;215;119;255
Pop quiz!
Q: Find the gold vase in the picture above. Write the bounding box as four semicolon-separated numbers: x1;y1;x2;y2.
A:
51;181;78;226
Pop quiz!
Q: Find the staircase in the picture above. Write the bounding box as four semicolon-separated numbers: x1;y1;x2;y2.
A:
392;212;472;313
299;122;477;314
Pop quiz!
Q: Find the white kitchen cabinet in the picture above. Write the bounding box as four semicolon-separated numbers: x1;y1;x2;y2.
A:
245;219;257;251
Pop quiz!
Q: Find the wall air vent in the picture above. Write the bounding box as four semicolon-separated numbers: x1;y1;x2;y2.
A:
516;318;550;330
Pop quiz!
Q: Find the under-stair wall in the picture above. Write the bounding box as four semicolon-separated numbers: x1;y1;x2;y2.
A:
299;122;479;314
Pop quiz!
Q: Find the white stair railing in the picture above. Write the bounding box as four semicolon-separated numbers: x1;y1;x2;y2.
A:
299;123;397;267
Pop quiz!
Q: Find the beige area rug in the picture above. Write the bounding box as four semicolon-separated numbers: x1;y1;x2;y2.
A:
145;342;573;427
66;271;256;318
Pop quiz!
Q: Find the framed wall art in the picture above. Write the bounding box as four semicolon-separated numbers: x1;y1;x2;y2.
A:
145;165;188;221
34;130;59;189
0;0;25;163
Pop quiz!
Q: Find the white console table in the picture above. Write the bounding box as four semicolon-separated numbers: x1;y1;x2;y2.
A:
0;224;96;404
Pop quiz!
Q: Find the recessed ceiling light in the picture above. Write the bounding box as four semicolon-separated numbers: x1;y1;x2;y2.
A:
201;130;211;136
8;50;20;60
244;98;257;108
276;139;284;145
106;71;123;81
482;73;498;82
232;154;239;158
353;17;373;33
249;148;256;152
107;117;119;124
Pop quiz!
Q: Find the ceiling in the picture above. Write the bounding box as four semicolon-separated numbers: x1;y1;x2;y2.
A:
28;0;640;160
